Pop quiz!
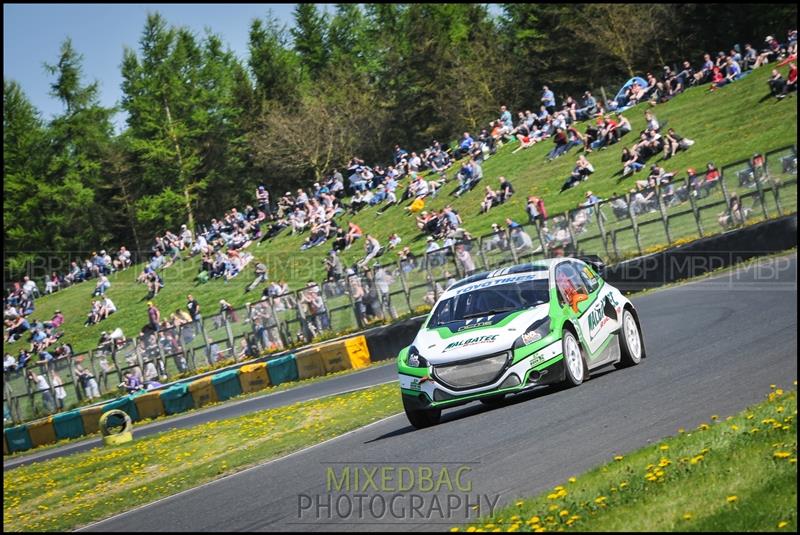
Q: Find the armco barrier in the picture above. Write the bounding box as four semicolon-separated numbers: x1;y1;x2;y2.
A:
133;391;165;420
80;405;104;435
102;395;140;422
4;425;32;453
211;369;242;401
604;213;798;292
27;417;57;448
294;348;325;379
53;410;85;441
266;354;299;386
239;362;270;393
159;383;194;415
188;376;218;408
344;336;371;369
364;316;426;362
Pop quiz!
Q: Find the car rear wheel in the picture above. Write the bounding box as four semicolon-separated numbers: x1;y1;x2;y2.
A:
562;330;586;386
619;308;643;367
403;396;442;429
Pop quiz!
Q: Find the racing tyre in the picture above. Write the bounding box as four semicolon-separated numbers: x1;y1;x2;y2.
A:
619;308;644;367
403;396;441;429
562;330;586;387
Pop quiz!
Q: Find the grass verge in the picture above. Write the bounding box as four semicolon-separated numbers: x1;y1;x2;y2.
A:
2;382;402;532
450;385;797;532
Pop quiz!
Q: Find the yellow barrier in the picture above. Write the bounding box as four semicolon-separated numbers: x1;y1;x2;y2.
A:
4;434;8;456
239;362;270;393
295;348;325;379
317;341;352;374
133;391;165;420
344;335;371;369
188;376;218;408
27;417;57;448
80;405;105;435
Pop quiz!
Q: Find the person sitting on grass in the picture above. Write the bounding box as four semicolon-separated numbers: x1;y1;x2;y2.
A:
480;186;499;214
345;221;363;249
662;127;695;159
621;146;645;177
561;155;594;192
84;300;102;327
717;193;749;228
497;176;515;204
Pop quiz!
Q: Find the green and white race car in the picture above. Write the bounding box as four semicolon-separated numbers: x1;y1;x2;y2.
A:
397;257;646;428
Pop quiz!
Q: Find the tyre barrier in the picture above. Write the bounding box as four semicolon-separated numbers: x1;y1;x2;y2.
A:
53;410;85;441
266;354;299;386
99;409;133;446
102;395;139;423
364;316;426;362
133;390;165;421
188;376;218;408
4;425;33;454
80;405;105;436
239;362;270;393
159;383;194;415
294;347;324;379
211;369;242;401
27;417;57;448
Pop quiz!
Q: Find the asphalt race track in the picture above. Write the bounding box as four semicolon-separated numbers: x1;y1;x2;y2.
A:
71;254;800;531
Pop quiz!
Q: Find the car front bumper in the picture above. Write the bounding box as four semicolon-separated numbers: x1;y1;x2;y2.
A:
399;340;565;409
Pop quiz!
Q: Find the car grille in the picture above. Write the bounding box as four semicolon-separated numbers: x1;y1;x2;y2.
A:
433;352;509;390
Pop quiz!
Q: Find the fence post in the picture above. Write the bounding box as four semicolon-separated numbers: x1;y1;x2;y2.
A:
718;177;734;226
223;311;235;352
753;169;770;220
534;219;549;258
506;230;519;264
199;319;214;366
772;179;784;217
397;259;414;313
655;185;673;245
686;177;704;238
69;353;83;401
155;331;169;380
344;275;363;331
477;237;490;270
626;193;643;256
564;210;579;253
595;203;611;260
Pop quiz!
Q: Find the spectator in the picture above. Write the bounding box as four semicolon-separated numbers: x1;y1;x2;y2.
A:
662;128;695;159
219;299;239;323
245;261;269;292
28;369;54;413
718;193;748;228
561;155;595;191
754;35;782;68
147;302;161;332
480;186;499;214
541;85;557;114
92;274;111;297
497;176;515;203
345;221;363;249
99;296;117;320
387;233;402;249
456;132;474;159
357;234;382;269
454;243;476;277
576;91;597;119
75;362;100;400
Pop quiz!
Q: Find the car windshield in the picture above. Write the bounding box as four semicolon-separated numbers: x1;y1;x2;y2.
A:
429;279;550;327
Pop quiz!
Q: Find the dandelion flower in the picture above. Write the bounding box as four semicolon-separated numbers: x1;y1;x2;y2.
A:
726;496;738;503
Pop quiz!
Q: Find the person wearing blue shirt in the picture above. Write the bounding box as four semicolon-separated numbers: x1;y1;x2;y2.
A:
541;85;556;113
499;105;513;129
457;132;474;159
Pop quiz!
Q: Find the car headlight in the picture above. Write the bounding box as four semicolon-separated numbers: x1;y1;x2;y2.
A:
513;318;551;350
407;345;429;368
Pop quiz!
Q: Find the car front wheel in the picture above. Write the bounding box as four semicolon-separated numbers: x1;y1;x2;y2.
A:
562;330;586;386
403;396;442;429
619;308;643;366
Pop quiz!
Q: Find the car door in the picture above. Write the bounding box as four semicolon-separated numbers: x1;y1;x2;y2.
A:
554;261;612;358
572;260;620;359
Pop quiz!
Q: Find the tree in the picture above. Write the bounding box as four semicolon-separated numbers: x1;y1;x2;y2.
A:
291;4;329;79
248;15;303;105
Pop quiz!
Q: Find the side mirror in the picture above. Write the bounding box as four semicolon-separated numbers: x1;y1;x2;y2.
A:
570;292;588;313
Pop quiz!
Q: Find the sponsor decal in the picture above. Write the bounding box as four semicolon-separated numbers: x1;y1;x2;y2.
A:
443;334;499;352
587;294;618;340
528;352;548;367
583;266;596;280
451;273;544;296
521;330;542;346
409;378;421;391
455;315;497;332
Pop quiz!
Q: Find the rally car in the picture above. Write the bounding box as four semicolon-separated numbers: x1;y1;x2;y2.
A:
397;257;645;428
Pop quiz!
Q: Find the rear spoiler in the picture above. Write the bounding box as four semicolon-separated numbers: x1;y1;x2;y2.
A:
577;255;606;276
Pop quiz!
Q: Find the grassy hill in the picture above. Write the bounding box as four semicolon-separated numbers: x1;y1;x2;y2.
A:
7;65;797;358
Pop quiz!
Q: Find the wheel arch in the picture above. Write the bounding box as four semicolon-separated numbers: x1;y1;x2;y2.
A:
622;303;646;358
